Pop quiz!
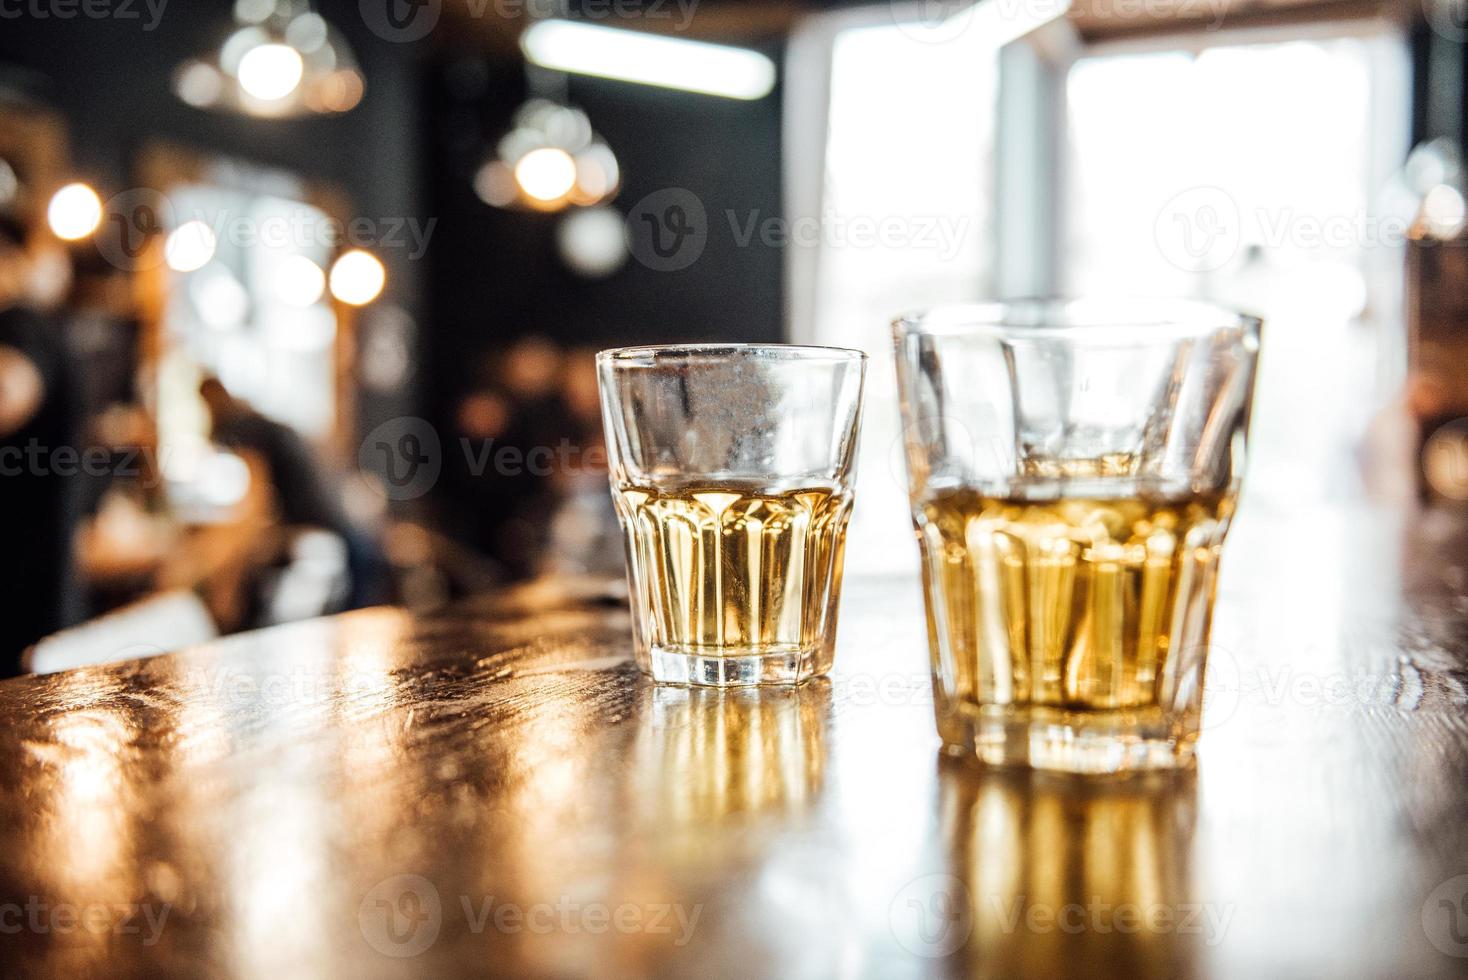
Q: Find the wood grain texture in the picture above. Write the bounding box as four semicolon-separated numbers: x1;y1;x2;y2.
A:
0;498;1466;979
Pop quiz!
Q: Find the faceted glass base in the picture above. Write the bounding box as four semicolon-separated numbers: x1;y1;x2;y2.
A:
644;644;831;687
937;706;1199;775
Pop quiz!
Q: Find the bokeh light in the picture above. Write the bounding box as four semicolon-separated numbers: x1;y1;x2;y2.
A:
47;183;103;241
274;255;327;307
164;220;219;273
329;249;386;306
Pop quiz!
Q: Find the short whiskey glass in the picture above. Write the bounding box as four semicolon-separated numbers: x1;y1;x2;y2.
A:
598;345;866;686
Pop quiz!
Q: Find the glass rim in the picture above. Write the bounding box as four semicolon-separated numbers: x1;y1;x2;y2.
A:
597;343;867;367
893;298;1262;341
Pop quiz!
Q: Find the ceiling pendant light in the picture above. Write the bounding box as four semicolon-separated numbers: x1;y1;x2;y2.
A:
174;0;365;119
473;98;621;214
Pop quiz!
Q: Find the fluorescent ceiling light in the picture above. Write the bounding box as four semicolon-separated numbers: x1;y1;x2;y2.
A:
521;20;777;101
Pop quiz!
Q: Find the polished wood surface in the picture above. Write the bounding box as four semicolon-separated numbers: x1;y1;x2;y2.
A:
2;497;1467;978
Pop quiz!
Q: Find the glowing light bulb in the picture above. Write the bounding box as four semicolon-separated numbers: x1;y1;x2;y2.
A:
237;43;304;101
165;220;218;272
329;249;385;306
47;183;103;241
514;147;577;203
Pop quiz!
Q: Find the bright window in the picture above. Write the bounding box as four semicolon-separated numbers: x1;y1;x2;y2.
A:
1062;31;1411;500
809;21;1000;575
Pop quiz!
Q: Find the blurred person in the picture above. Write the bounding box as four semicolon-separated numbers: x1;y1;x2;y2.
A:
446;386;515;579
560;346;603;435
544;349;622;578
449;338;574;579
198;377;389;610
0;216;78;674
498;337;574;577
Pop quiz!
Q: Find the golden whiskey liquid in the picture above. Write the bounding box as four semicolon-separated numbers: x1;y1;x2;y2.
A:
614;483;852;664
916;487;1235;726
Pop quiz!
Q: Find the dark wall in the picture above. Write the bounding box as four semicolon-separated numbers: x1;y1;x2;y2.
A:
424;50;786;410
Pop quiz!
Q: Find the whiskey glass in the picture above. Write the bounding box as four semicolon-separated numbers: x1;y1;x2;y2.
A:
893;300;1261;773
598;345;866;686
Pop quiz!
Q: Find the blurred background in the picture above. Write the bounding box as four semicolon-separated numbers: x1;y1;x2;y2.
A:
0;0;1460;674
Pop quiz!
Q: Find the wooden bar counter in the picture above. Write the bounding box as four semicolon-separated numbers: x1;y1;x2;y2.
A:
1;494;1467;979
